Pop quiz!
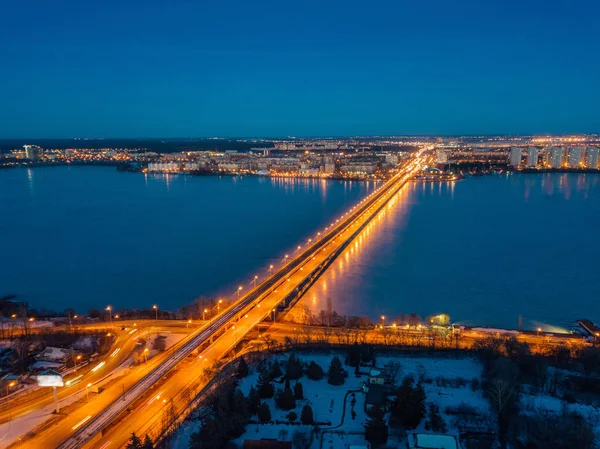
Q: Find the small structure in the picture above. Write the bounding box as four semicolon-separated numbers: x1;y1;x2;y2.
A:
407;433;460;449
368;368;386;385
243;440;292;449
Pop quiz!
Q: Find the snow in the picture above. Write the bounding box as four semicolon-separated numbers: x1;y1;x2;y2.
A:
35;346;70;361
30;360;63;370
470;327;520;335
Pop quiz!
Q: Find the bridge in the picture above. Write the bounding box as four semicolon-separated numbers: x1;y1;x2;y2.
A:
50;152;425;449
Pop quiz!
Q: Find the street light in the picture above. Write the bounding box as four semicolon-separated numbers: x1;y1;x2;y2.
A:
381;315;386;328
537;327;542;336
272;308;276;321
74;354;82;373
86;383;92;402
153;305;158;321
218;299;223;313
106;306;112;323
6;381;16;396
237;286;242;298
253;275;258;287
269;264;274;275
144;348;149;363
187;319;191;330
203;309;208;321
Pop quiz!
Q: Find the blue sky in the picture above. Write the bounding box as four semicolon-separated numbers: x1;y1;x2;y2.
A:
1;0;599;137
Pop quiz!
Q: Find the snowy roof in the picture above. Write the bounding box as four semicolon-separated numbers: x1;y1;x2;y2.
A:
31;361;63;370
410;434;458;449
369;368;382;377
35;347;70;361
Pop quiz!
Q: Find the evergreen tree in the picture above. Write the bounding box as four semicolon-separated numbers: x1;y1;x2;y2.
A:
294;382;304;400
327;356;346;386
126;433;142;449
258;402;272;423
306;361;324;380
237;356;249;379
286;353;304;380
300;404;314;425
257;365;275;398
364;405;389;446
285;377;291;391
247;386;261;414
390;376;426;429
141;435;153;449
276;388;296;410
269;361;283;379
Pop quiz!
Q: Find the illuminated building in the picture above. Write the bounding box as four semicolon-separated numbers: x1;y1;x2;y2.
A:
568;146;583;168
509;147;522;167
24;145;42;160
585;146;599;169
548;147;563;168
526;147;539;168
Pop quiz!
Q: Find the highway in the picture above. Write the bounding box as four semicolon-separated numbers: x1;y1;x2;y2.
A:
16;152;425;449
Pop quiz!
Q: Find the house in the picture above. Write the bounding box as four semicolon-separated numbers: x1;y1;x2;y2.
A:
368;368;386;385
407;433;460;449
365;383;387;412
35;347;71;364
243;440;292;449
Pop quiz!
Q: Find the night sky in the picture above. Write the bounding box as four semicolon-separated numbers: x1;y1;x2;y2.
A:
2;0;599;137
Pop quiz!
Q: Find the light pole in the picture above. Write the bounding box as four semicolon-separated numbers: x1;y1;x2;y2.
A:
153;305;158;321
218;299;223;314
187;319;191;331
537;327;542;337
86;383;92;402
144;348;149;363
269;264;274;275
74;354;82;373
284;254;289;264
272;308;276;321
7;381;16;421
381;315;385;328
237;286;242;298
203;309;207;321
106;306;112;324
253;275;258;287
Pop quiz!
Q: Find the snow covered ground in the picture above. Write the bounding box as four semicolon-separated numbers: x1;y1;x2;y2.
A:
156;350;600;449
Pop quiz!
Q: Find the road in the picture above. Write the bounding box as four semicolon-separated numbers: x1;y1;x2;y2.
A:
15;153;425;449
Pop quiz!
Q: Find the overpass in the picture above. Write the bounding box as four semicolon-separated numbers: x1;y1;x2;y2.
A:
55;152;425;449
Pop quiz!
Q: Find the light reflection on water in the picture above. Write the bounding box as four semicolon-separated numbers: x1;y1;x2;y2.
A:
298;173;600;330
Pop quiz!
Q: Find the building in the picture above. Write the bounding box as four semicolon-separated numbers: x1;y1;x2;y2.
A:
585;146;599;169
509;147;522;167
407;434;460;449
568;146;583;168
548;147;564;168
436;149;451;164
364;383;387;412
526;147;539;168
24;145;41;160
243;440;292;449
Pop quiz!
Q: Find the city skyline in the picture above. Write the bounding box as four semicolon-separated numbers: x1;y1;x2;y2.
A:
2;0;600;138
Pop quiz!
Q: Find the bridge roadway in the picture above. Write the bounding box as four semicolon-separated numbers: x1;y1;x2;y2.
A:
50;154;424;449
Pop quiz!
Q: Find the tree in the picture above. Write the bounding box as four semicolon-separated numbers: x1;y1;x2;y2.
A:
258;402;271;423
486;358;519;449
286;353;304;380
247;386;261;414
126;433;142;449
141;435;153;449
390;376;426;429
257;365;274;398
284;377;291;391
364;405;388;446
327;356;346;386
269;361;283;379
276;388;296;410
237;356;249;379
294;382;304;400
293;431;310;449
427;403;447;433
300;404;314;425
306;361;324;380
348;343;361;367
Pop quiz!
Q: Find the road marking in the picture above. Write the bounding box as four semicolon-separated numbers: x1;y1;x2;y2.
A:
72;415;92;431
98;441;111;449
65;375;83;386
110;348;121;358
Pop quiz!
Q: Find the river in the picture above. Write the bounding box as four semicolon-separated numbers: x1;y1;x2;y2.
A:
1;168;599;330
